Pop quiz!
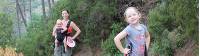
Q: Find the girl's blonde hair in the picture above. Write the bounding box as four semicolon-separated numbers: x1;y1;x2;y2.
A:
123;7;141;18
56;19;62;24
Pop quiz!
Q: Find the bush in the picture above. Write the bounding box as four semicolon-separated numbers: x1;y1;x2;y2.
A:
15;13;53;56
51;0;117;47
148;0;198;55
0;13;13;47
101;22;125;56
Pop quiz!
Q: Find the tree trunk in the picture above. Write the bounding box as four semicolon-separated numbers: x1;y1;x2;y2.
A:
30;0;32;20
41;0;46;20
22;0;26;17
16;0;21;38
52;0;54;4
48;0;51;9
16;0;27;27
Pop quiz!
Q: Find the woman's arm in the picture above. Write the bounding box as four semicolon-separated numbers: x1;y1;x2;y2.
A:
145;32;150;50
114;31;129;54
52;25;56;37
71;21;81;39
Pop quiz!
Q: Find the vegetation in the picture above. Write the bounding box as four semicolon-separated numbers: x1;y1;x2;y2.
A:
0;13;13;48
148;0;198;56
0;0;198;56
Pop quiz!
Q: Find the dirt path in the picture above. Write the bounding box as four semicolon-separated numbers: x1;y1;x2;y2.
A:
0;47;24;56
174;39;198;56
73;44;102;56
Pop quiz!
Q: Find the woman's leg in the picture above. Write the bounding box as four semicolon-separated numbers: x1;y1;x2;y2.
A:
64;37;67;52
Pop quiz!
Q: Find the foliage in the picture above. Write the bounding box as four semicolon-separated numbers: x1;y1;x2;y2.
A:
15;13;53;56
0;0;198;56
148;0;198;55
51;0;117;47
15;0;118;55
101;22;126;56
0;13;13;48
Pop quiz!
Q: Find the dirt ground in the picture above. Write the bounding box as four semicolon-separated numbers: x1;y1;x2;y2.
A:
0;47;23;56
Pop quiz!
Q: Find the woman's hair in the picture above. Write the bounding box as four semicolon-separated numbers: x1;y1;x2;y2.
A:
61;9;70;18
123;7;141;18
62;9;70;14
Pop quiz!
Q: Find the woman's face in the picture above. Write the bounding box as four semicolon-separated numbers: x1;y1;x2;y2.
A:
62;11;69;19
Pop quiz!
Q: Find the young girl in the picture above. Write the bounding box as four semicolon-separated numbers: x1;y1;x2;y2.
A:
114;7;150;56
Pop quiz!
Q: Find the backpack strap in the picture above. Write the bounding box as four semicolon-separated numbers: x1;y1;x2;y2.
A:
65;20;71;36
66;20;71;29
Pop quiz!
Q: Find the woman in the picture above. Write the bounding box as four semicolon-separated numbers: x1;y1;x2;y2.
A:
52;10;81;56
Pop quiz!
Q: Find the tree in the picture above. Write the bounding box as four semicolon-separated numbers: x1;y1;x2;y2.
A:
0;13;13;47
16;0;27;27
29;0;32;20
148;0;198;55
48;0;51;9
52;0;54;5
41;0;46;20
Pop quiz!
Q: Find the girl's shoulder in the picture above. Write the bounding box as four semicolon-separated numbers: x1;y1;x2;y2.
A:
140;24;147;28
139;24;148;32
123;25;132;32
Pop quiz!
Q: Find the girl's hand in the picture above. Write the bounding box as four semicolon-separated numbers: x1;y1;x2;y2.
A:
61;29;66;33
123;48;130;54
61;27;67;33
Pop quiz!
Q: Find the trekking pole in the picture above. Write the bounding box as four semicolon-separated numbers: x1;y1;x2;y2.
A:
124;43;132;56
124;45;130;56
144;44;148;56
124;53;128;56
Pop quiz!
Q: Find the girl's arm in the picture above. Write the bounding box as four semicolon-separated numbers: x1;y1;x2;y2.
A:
145;32;150;50
114;31;130;54
71;21;81;39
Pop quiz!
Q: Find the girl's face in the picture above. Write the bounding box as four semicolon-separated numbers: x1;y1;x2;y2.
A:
125;9;140;25
56;20;63;27
57;22;63;27
62;11;69;20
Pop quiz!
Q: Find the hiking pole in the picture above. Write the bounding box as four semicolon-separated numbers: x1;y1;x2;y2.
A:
124;53;128;56
124;45;130;56
144;44;148;56
124;43;132;56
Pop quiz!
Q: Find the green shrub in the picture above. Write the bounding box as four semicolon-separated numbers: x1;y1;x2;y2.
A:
101;22;125;56
148;0;198;55
0;13;13;47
